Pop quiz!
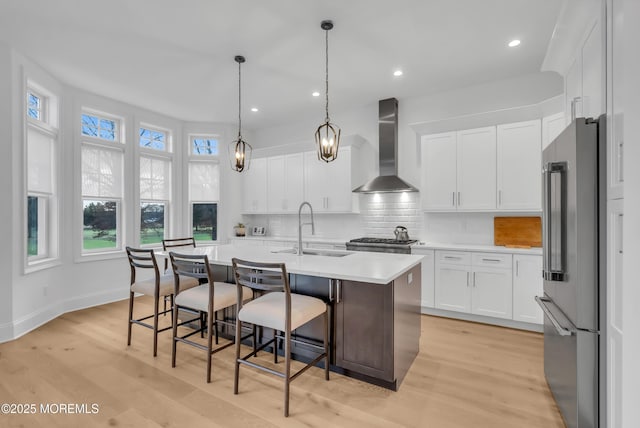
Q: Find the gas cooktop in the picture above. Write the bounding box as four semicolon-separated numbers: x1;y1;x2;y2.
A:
348;237;418;245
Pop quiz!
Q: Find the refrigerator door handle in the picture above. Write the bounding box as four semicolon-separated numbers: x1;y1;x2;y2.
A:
542;162;567;281
535;296;573;336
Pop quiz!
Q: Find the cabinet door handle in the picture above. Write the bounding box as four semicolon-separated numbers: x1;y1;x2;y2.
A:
618;141;624;183
444;256;461;260
452;191;455;207
481;258;501;263
336;279;342;303
473;272;476;287
466;272;470;287
498;190;502;206
458;192;461;206
328;279;333;302
516;260;520;277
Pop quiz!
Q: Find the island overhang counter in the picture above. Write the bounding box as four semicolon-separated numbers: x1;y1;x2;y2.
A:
158;244;423;390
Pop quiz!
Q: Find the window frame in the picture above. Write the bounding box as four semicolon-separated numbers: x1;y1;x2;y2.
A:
139;124;171;153
81;197;122;253
79;108;126;258
24;80;60;273
81;109;123;144
189;134;220;157
190;202;218;243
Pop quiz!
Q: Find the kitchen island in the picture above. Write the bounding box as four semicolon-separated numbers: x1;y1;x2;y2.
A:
160;244;423;390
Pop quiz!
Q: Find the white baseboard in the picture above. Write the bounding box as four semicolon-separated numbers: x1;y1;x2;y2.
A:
421;306;543;333
11;303;64;341
1;289;129;343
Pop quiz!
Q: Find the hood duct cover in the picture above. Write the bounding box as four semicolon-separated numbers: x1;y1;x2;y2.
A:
353;98;419;193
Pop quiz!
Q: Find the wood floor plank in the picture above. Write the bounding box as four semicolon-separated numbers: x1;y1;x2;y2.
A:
0;297;565;427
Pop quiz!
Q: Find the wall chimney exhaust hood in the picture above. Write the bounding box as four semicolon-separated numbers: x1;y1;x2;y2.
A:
352;98;419;194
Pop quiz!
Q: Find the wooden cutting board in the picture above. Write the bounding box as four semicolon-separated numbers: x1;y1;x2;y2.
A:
494;217;542;248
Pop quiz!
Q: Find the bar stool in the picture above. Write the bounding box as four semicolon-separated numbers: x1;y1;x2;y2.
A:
126;247;199;357
231;258;329;417
170;252;253;383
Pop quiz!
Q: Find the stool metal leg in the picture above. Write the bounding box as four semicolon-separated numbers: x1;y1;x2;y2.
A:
171;303;178;367
284;327;291;417
153;293;160;357
233;319;242;395
206;306;214;383
127;291;134;346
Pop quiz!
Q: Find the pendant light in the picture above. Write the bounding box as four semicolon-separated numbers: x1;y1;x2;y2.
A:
315;20;341;163
229;55;252;172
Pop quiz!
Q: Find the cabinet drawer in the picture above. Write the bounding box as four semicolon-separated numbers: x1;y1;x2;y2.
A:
436;251;471;265
472;252;512;269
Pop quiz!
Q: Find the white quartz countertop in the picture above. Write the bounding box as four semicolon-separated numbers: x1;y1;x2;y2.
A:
159;244;422;285
413;242;543;255
230;236;351;245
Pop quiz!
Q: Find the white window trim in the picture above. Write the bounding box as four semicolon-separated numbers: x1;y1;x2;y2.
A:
24;79;60;274
79;108;126;258
81;108;125;144
139;123;173;154
189;134;221;158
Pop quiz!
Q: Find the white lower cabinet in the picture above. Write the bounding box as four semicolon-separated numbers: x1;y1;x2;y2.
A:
471;267;512;319
414;249;435;308
512;255;543;324
434;250;544;326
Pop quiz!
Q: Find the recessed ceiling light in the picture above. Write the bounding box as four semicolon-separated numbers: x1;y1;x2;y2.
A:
312;91;320;97
251;107;259;112
393;70;403;77
508;39;521;47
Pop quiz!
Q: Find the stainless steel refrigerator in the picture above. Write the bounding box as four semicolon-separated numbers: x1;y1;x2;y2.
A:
536;116;606;428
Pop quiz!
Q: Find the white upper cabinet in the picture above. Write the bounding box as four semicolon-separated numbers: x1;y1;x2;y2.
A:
542;112;566;151
420;132;457;211
496;120;542;211
456;127;496;211
304;145;362;213
267;153;304;213
242;157;268;214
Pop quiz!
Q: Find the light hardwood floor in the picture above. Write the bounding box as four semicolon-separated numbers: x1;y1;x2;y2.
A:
0;297;565;427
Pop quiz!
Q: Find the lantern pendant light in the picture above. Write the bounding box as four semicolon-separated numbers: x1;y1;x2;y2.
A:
315;20;341;163
229;55;252;172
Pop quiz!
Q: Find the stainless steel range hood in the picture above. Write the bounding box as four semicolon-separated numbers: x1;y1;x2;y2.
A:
353;98;419;193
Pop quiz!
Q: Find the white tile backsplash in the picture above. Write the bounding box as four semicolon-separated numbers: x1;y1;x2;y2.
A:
361;193;422;239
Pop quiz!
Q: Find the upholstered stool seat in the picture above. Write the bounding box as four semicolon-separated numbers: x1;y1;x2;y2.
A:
176;282;252;313
238;292;326;332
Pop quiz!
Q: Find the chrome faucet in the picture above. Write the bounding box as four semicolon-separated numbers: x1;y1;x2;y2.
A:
297;201;315;255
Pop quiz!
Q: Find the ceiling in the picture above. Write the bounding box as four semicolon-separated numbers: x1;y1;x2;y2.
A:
0;0;563;130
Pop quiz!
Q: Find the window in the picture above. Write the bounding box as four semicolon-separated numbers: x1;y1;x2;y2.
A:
82;113;118;141
81;144;124;252
192;136;219;156
139;156;171;245
192;203;217;241
27;91;44;121
140;127;168;151
189;162;219;242
26;82;58;265
27;196;47;257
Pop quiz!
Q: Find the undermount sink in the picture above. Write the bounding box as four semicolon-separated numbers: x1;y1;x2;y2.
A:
271;248;351;258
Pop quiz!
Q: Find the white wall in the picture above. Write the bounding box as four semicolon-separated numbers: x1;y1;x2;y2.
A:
0;43;15;341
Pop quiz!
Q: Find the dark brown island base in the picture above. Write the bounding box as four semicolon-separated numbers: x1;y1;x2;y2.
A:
159;244;423;390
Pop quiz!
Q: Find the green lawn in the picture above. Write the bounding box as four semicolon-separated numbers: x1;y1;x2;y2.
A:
83;228;117;250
